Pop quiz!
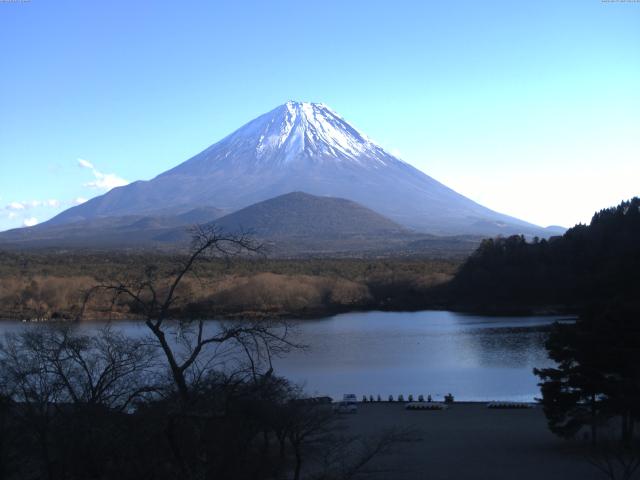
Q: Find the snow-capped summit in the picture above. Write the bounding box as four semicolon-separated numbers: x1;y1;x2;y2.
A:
44;101;550;237
250;101;387;165
168;100;402;175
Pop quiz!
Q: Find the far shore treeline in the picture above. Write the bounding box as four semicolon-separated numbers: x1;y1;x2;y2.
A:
0;198;639;322
438;197;640;314
0;255;458;321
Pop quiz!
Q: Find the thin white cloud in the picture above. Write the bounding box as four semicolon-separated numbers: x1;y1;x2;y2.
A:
85;172;129;190
5;199;61;211
6;201;26;211
78;158;95;169
78;158;129;191
1;195;90;230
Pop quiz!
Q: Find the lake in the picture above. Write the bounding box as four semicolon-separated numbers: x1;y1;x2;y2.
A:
0;311;570;402
272;311;569;402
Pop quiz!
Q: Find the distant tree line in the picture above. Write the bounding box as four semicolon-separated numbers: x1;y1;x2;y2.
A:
0;249;459;322
443;197;640;313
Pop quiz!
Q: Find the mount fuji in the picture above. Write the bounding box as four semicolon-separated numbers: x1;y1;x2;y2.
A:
28;101;557;240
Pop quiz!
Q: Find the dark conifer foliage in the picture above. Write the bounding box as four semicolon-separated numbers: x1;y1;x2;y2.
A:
534;302;640;446
446;197;640;312
448;198;640;448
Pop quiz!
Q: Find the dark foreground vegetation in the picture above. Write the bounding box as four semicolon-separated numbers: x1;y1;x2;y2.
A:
0;324;412;480
532;301;640;479
0;227;413;480
536;302;640;443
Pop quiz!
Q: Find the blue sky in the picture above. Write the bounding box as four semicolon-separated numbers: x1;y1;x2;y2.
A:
1;0;639;231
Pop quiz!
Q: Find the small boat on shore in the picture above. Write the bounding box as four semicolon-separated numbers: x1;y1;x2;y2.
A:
487;402;534;409
406;402;447;410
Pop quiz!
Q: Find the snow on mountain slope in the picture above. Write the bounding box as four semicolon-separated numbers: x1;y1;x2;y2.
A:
164;101;401;174
251;101;390;165
42;101;548;237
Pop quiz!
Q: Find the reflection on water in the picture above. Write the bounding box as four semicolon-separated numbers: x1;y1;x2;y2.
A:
463;328;550;368
270;311;569;402
0;311;571;402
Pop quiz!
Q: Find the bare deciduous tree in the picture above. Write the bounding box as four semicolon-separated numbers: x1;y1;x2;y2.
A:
81;225;300;404
0;324;157;480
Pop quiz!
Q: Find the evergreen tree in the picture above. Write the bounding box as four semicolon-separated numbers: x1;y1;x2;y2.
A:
448;197;640;313
535;302;640;446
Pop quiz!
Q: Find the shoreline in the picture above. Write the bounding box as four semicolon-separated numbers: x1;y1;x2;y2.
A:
0;304;579;323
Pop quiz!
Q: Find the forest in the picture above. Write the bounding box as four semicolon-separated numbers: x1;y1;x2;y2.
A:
0;253;458;321
440;197;640;314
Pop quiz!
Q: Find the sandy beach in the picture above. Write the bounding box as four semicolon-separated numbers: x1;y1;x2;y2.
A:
339;403;601;480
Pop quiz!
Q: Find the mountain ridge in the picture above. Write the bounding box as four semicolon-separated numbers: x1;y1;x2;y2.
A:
22;101;558;238
157;191;408;243
0;192;482;257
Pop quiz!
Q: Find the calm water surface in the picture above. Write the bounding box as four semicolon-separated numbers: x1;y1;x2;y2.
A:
271;311;570;402
0;311;571;402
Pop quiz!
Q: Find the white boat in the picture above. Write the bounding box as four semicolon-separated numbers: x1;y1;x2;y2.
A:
405;402;447;410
